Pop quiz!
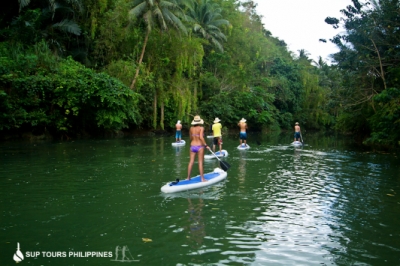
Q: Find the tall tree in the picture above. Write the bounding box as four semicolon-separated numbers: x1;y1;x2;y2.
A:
325;0;400;145
6;0;83;55
186;0;229;52
128;0;188;89
297;49;312;63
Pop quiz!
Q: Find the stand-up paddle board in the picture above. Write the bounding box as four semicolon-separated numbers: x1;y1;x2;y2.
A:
161;168;227;193
237;144;250;150
172;140;186;146
204;150;228;159
291;141;302;147
206;135;214;139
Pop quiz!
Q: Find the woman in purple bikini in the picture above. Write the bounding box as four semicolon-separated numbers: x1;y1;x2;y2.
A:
187;115;210;182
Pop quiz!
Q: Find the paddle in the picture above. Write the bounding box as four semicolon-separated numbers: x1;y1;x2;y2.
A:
207;149;231;171
300;132;304;143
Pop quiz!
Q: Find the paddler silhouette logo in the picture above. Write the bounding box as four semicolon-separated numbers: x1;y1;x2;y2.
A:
13;242;24;263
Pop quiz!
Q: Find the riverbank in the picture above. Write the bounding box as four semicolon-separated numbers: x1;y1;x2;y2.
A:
2;127;396;153
0;125;264;141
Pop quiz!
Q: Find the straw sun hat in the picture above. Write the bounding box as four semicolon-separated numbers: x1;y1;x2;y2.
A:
191;115;204;125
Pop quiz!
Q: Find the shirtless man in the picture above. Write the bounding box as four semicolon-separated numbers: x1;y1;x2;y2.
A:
238;118;248;147
175;120;182;142
294;122;301;142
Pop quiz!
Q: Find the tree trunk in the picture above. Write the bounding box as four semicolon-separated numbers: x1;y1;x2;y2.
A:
370;38;386;90
160;101;164;130
153;91;157;129
130;29;150;90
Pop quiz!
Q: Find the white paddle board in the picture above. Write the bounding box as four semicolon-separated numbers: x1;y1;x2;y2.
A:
291;141;303;147
204;149;228;159
237;144;250;150
172;140;186;146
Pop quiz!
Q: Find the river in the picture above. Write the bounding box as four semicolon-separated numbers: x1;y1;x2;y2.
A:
0;133;399;265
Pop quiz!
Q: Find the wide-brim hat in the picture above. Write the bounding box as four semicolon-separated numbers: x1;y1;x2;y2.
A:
239;118;246;123
295;122;299;125
213;117;221;123
191;115;204;125
177;120;181;124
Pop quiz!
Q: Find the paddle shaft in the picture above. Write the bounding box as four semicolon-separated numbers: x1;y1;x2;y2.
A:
207;149;230;171
207;149;224;163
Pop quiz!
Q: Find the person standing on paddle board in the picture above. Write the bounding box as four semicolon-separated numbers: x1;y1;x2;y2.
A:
175;120;182;142
212;118;223;153
238;118;248;147
187;115;210;182
294;122;301;142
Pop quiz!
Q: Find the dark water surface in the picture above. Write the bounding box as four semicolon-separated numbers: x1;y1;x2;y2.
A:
0;134;399;265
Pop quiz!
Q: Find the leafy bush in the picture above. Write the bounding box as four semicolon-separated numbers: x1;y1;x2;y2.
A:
199;86;276;129
365;88;400;146
0;42;141;136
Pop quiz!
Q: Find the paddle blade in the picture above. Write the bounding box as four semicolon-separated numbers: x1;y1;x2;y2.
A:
220;160;231;171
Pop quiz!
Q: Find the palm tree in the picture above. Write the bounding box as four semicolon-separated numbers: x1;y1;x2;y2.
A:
297;49;313;63
15;0;82;55
186;0;229;52
129;0;188;90
18;0;83;12
314;56;328;70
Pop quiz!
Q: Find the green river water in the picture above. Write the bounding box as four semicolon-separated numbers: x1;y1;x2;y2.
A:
0;133;399;266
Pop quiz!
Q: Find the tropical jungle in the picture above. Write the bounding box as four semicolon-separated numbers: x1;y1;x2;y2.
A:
0;0;399;148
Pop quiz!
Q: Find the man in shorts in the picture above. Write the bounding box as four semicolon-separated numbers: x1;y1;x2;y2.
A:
238;118;248;147
294;122;301;142
212;118;222;153
175;120;182;142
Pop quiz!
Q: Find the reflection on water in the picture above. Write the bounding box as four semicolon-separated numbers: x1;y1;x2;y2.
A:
294;145;302;159
238;150;247;182
174;145;184;176
185;198;206;249
0;135;399;265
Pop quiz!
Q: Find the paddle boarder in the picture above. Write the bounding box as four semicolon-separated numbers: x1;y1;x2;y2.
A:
187;115;210;182
294;122;302;142
238;118;248;147
175;120;182;142
212;118;223;154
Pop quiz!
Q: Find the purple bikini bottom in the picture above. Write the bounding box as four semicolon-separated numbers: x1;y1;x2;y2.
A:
190;145;204;153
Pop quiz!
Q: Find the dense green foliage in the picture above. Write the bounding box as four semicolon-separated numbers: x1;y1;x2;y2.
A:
0;42;141;136
0;0;398;147
324;0;400;147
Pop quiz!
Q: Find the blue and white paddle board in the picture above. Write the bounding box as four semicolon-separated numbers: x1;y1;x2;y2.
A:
291;141;303;147
172;140;186;146
237;144;250;150
161;168;227;193
204;149;228;159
